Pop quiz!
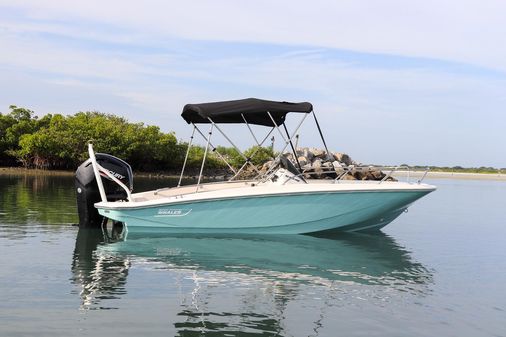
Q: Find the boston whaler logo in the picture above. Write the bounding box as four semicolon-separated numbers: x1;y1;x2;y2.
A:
156;208;192;217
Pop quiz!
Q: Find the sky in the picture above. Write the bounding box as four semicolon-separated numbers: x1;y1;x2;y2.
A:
0;0;505;167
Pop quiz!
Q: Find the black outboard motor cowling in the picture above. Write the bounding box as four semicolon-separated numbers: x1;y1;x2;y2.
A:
75;153;133;228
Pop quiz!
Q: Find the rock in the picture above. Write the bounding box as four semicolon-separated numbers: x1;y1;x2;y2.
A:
343;154;353;166
302;163;312;171
369;169;384;180
310;159;324;178
297;156;308;167
267;148;391;182
333;152;353;166
261;161;273;173
314;167;324;178
341;172;356;180
322;161;337;178
234;164;257;179
332;161;343;171
322;161;333;169
303;148;314;161
284;153;294;161
351;170;365;180
312;148;326;159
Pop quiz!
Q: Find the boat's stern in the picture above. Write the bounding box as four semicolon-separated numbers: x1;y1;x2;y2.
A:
75;144;134;228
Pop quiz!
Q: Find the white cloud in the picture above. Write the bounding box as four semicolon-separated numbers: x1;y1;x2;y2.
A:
1;0;506;71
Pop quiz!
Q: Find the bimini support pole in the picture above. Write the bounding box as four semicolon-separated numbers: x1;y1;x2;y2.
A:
193;125;238;176
259;112;309;180
178;124;196;187
312;110;331;158
241;113;260;146
208;117;262;177
88;143;107;202
228;126;275;181
283;123;303;172
196;123;214;192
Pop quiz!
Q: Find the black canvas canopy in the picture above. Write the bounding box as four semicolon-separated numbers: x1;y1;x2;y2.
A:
181;98;313;126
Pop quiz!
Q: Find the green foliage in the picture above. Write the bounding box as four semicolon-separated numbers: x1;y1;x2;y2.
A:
1;106;42;164
215;146;243;167
181;145;227;170
4;111;188;170
0;106;258;172
0;113;16;160
2;106;37;147
244;145;275;166
214;145;275;167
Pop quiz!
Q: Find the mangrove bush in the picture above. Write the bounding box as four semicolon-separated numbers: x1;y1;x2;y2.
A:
0;106;275;172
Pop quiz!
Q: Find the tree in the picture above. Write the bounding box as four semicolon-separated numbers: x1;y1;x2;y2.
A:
1;106;273;173
244;145;275;166
0;106;40;165
9;110;193;170
0;113;16;162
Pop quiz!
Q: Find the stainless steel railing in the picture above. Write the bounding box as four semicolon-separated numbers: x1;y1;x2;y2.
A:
294;164;430;184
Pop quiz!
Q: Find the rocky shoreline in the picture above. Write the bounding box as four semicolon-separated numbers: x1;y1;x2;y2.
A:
256;147;393;181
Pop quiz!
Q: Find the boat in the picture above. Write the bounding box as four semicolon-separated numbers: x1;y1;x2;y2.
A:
75;98;435;234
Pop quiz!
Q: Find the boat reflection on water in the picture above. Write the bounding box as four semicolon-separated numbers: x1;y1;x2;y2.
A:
71;227;130;310
116;231;431;285
71;228;433;333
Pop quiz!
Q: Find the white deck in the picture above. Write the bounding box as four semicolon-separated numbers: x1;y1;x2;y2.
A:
97;179;436;210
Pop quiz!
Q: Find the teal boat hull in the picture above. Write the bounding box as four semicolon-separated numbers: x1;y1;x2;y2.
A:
97;189;432;234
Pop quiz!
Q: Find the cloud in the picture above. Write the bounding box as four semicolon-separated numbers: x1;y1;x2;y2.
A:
1;0;506;71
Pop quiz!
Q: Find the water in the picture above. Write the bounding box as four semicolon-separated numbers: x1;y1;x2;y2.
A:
0;174;505;337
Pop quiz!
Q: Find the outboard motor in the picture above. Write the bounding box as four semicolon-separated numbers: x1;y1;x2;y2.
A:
75;153;133;228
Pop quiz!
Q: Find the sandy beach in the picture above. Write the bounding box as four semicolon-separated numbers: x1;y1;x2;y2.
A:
394;170;506;181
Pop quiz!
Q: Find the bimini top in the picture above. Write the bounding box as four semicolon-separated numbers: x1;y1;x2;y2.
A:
181;98;313;126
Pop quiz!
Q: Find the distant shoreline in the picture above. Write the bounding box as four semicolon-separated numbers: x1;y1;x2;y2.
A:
0;167;74;176
0;166;223;180
394;170;506;181
1;166;505;182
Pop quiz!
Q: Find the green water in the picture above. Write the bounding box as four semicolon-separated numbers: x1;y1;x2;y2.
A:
0;174;505;336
